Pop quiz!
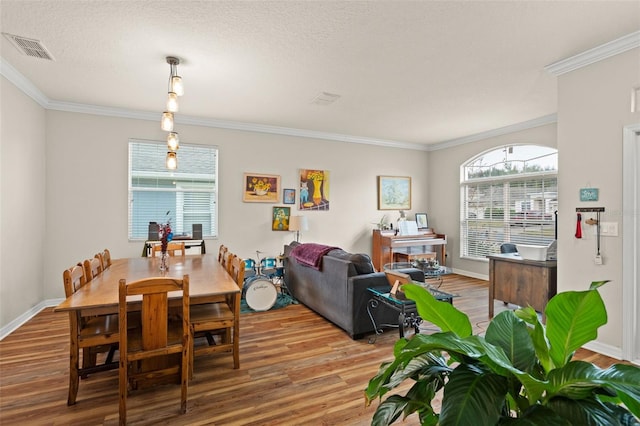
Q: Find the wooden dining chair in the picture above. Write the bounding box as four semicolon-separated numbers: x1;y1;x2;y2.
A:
217;244;228;264
224;251;236;275
97;248;112;270
189;257;240;376
230;256;246;288
63;264;119;405
118;275;190;425
151;241;186;257
83;256;103;281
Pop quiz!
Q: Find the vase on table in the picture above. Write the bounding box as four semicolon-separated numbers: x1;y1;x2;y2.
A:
160;251;169;271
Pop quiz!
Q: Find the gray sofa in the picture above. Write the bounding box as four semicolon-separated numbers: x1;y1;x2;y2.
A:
283;242;425;339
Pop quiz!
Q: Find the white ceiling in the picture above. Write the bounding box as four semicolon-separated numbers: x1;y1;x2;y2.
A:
1;1;639;148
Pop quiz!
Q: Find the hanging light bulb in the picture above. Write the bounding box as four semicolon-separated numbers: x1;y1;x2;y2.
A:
161;111;174;131
166;92;178;112
166;151;178;170
171;75;184;96
167;132;180;151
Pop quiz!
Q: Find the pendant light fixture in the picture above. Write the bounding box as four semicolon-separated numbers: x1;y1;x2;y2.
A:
161;56;184;169
167;132;180;151
161;111;174;131
166;151;178;170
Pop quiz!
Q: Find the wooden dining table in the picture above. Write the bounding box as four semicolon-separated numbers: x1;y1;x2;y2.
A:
54;253;240;402
55;254;240;315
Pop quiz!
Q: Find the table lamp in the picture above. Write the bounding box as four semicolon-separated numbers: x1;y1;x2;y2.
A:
289;215;309;242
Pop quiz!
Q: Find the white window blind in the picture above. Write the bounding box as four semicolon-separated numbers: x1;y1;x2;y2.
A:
128;140;218;240
460;145;557;260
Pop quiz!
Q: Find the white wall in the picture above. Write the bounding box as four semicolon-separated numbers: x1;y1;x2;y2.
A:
41;110;430;301
427;123;558;277
0;76;46;326
557;48;640;352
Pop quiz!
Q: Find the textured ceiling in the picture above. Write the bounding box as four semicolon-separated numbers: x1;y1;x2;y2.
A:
1;1;639;147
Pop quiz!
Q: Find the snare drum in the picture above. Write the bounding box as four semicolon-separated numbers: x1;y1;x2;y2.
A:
243;276;277;311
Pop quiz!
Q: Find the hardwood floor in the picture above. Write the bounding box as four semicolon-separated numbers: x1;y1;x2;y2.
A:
0;275;622;425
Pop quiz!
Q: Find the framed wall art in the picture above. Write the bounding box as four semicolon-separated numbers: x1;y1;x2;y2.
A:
299;169;330;211
415;213;429;229
283;188;296;204
272;206;291;231
242;173;280;203
378;176;411;210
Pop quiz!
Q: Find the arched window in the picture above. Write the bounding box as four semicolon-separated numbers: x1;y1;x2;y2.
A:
460;144;558;260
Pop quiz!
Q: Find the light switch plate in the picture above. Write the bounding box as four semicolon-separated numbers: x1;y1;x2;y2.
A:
594;222;619;236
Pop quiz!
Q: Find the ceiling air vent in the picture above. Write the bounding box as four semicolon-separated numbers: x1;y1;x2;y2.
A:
311;92;341;106
2;33;54;60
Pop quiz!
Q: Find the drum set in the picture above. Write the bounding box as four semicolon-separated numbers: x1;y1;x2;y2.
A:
242;251;285;311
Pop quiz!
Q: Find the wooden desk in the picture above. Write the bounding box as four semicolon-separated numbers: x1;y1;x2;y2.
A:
371;229;447;271
142;239;206;257
55;254;239;401
487;253;557;319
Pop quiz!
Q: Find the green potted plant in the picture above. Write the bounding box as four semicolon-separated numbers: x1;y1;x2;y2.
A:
365;281;640;425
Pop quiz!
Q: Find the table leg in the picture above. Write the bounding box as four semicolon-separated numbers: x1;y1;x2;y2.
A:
67;316;79;405
232;292;240;369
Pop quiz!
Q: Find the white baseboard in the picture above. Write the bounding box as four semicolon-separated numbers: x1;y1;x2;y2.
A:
451;268;489;281
0;298;64;341
582;340;625;362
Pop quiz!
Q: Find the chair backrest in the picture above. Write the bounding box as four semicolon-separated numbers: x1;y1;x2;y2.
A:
224;252;236;274
83;257;103;281
218;244;228;264
63;264;87;298
230;256;246;288
119;275;190;352
500;243;518;254
152;241;186;257
118;275;190;422
97;248;112;270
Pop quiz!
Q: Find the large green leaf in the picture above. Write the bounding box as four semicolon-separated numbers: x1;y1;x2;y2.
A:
439;364;508;426
545;288;607;368
515;306;553;373
371;395;409;426
500;404;571;425
486;311;537;373
546;397;636;425
404;283;472;337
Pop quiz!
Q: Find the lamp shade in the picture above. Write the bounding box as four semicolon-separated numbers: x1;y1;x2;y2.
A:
161;111;174;131
289;215;308;232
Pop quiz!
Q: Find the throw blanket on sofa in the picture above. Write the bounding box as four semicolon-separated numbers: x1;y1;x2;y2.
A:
290;243;340;270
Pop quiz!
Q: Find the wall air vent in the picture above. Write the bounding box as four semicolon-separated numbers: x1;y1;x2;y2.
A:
2;33;54;60
311;92;341;106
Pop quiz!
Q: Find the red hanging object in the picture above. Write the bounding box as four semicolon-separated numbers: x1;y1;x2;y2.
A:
575;213;582;239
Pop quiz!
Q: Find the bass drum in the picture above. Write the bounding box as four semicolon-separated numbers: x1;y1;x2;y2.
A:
243;276;277;311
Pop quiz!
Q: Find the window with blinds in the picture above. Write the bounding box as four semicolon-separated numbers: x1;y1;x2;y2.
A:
460;145;557;260
128;140;218;240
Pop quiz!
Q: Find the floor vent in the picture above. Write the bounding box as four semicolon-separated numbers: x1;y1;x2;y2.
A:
2;33;54;60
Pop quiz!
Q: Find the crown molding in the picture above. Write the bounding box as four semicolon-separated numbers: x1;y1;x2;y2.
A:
428;114;558;151
0;57;49;107
545;31;640;76
0;56;426;151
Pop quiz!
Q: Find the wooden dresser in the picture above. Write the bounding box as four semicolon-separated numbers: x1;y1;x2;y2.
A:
371;229;447;271
487;253;557;319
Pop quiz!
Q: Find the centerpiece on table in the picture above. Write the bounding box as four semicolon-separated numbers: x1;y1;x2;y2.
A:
158;216;173;271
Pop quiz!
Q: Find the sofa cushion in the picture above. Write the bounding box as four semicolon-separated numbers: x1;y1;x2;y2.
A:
327;249;375;275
